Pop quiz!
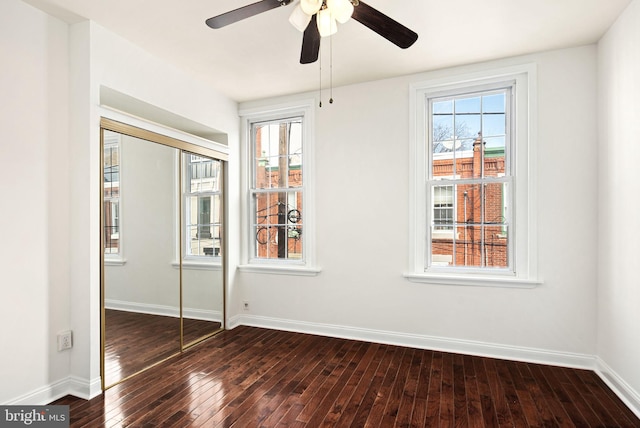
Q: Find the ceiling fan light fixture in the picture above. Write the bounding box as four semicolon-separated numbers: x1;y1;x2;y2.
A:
326;0;354;23
317;8;338;37
289;4;312;32
300;0;323;15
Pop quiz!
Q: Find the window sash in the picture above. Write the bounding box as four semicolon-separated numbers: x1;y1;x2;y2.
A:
249;117;305;263
183;154;222;259
426;84;514;273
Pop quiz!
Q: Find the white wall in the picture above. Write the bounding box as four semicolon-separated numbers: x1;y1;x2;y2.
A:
1;0;238;404
236;46;599;367
0;0;71;404
597;0;640;414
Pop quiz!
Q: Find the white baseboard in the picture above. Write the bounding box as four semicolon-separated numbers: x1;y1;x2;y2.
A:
228;314;595;369
5;376;101;405
105;299;221;322
595;357;640;419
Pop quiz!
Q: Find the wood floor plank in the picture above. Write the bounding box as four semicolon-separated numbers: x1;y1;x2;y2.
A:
363;347;406;427
424;351;443;426
472;356;500;428
574;368;640;427
408;350;432;428
328;343;388;427
452;353;469;427
348;346;397;427
462;355;485;428
51;326;640;427
439;352;455;427
394;349;422;428
314;342;380;427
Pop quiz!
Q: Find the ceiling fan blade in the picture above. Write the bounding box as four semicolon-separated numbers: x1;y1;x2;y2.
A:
351;1;418;49
300;15;321;64
206;0;293;29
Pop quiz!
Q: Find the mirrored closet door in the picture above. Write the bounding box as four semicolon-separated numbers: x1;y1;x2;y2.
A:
100;118;227;390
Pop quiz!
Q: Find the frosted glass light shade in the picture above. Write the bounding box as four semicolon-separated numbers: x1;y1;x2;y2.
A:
300;0;322;15
317;8;338;37
326;0;353;23
289;4;312;32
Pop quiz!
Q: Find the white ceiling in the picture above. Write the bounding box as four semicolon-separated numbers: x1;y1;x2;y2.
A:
25;0;631;102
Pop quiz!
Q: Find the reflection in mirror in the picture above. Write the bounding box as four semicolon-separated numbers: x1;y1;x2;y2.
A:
103;130;180;387
182;153;224;346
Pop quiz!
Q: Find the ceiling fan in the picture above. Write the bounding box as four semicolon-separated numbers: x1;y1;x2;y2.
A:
206;0;418;64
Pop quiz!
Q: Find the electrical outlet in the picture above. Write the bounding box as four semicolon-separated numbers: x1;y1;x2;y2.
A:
57;330;73;351
243;301;250;311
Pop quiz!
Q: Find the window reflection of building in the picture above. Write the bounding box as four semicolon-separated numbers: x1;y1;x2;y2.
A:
185;154;222;258
103;132;120;255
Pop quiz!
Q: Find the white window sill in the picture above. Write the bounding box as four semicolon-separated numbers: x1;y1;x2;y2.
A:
238;264;322;276
403;272;542;288
171;260;222;271
105;258;127;266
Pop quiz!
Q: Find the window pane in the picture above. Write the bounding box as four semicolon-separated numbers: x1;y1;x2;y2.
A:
189;155;221;193
431;225;454;266
251;116;304;262
432;114;454;145
185;194;222;257
455;113;480;139
482;113;506;138
484;225;508;268
254;120;303;189
433;185;454;230
429;88;510;271
482;93;505;113
253;191;303;259
184;152;222;258
483;182;508;225
103;134;120;255
455;97;481;113
103;200;119;254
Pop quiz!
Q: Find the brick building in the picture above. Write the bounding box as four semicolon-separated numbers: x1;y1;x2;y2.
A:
431;134;508;268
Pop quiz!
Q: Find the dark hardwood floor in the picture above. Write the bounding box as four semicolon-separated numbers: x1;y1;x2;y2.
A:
104;309;221;387
55;326;640;427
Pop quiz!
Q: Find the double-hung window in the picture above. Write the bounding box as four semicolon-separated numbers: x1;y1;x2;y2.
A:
103;130;122;261
184;154;223;260
407;65;539;287
240;100;319;275
251;118;303;260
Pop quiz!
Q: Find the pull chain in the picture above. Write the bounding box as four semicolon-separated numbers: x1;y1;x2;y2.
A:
319;43;323;108
329;32;334;104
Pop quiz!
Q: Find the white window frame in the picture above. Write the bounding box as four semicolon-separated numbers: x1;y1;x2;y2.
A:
181;153;223;269
405;64;540;287
238;100;320;276
103;131;126;266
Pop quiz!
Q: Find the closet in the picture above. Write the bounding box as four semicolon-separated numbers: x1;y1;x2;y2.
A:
100;118;227;389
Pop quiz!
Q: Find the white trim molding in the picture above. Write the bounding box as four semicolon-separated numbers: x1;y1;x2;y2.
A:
595;357;640;419
239;99;319;275
408;63;540;288
4;376;101;405
105;299;221;322
228;315;594;370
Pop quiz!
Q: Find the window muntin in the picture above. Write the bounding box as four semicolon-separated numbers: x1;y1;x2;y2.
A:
184;154;222;258
251;118;304;261
103;131;121;255
428;87;512;271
